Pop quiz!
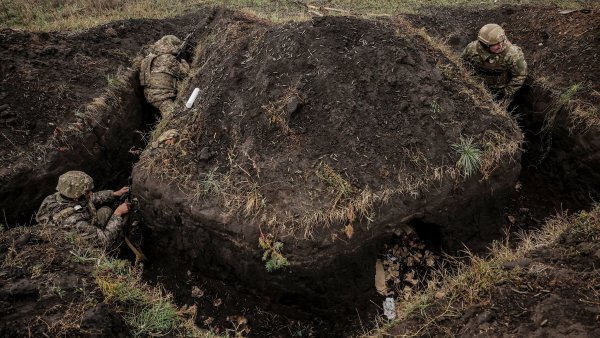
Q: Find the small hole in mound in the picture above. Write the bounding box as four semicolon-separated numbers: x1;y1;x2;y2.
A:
409;219;443;253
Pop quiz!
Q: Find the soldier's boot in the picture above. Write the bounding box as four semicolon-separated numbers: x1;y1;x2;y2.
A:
96;206;113;228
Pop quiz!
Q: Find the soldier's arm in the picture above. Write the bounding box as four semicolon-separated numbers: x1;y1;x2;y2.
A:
35;198;52;224
505;49;527;97
461;41;479;64
91;190;115;205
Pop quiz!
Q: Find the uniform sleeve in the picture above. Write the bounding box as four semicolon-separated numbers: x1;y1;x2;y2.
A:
35;195;54;224
461;41;479;64
92;190;114;205
505;47;527;97
74;215;124;247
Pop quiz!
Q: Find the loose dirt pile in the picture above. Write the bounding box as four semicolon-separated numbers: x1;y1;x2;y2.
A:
135;12;521;314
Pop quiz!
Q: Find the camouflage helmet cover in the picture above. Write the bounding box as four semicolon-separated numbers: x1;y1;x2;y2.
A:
152;35;182;55
56;170;94;199
478;24;506;45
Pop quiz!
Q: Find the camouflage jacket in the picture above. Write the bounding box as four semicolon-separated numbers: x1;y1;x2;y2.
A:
140;53;189;104
461;40;527;97
35;190;124;247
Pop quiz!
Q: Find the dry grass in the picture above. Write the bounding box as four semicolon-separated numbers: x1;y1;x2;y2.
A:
364;204;600;338
0;0;590;32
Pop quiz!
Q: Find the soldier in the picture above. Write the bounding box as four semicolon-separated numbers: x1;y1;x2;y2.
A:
140;35;190;117
35;171;130;248
461;23;527;99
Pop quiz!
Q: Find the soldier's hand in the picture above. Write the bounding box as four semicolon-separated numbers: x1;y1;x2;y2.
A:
113;186;130;197
114;201;130;217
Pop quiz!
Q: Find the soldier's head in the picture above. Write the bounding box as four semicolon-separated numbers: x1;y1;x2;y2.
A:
152;35;182;55
56;171;94;200
478;24;508;54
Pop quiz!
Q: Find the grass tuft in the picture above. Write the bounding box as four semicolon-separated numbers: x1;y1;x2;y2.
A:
450;136;482;178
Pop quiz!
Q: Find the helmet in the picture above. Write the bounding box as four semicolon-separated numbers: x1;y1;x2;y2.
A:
56;171;94;199
152;35;182;55
477;24;506;46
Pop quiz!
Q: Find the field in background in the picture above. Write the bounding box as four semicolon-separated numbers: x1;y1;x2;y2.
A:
0;0;588;32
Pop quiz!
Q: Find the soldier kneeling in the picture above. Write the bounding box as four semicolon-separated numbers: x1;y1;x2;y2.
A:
140;35;190;118
35;171;130;249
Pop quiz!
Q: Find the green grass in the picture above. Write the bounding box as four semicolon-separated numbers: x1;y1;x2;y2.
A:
450;136;482;178
0;0;590;32
94;255;213;336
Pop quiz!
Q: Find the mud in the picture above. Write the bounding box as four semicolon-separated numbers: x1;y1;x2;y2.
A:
0;3;598;338
134;11;521;319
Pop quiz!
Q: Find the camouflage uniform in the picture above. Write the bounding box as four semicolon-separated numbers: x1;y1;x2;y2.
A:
35;171;125;248
461;26;527;98
140;35;189;117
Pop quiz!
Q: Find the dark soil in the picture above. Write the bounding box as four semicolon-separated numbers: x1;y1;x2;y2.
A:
0;3;599;338
0;9;218;225
0;226;127;338
406;4;600;227
389;209;600;337
134;9;521;331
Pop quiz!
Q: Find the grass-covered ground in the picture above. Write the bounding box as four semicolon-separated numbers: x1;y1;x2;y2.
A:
0;0;589;32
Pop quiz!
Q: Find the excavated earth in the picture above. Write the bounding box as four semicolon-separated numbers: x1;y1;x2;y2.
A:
133;10;521;318
0;4;599;338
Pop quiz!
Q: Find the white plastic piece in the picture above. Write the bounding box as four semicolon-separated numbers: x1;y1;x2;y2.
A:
383;297;396;320
185;88;200;109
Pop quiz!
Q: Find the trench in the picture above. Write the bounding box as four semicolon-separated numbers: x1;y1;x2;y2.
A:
4;70;598;336
0;71;154;227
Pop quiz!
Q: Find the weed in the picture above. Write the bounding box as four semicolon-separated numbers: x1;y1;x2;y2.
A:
200;169;221;196
430;100;441;114
93;255;210;336
0;223;4;232
64;231;77;244
259;233;289;272
70;247;97;264
542;83;581;132
244;187;265;217
450;136;482;178
30;264;44;278
52;284;66;299
106;73;120;87
316;162;353;196
125;301;180;338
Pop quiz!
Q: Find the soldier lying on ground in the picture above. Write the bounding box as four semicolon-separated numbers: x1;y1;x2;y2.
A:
140;35;190;118
35;170;130;248
461;23;527;99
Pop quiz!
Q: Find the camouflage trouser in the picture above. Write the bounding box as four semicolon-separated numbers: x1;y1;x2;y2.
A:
97;206;113;228
157;100;175;118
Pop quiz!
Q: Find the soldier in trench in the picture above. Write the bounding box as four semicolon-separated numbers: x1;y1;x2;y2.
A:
461;23;527;99
140;35;190;117
35;170;130;248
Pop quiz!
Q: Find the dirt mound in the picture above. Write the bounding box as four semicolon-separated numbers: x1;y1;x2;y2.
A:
135;13;521;314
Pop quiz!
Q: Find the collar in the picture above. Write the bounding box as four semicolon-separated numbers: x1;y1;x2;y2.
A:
476;41;512;60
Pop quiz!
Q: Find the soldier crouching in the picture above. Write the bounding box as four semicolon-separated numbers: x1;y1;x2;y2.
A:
140;35;190;118
35;171;130;249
